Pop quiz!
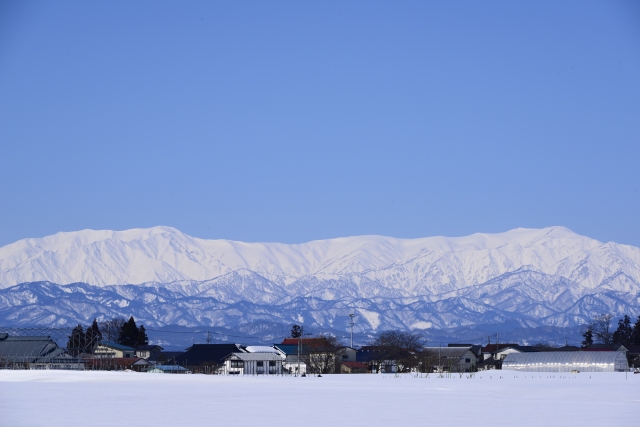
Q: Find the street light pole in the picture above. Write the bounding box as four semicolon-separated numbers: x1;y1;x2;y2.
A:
349;313;355;348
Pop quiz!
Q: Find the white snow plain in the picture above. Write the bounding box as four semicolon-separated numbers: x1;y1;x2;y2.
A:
1;370;638;426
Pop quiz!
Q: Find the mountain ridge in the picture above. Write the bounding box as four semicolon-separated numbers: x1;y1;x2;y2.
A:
1;226;639;334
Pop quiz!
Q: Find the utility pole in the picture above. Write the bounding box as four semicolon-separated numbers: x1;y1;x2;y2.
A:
297;326;302;376
206;331;211;344
349;313;355;348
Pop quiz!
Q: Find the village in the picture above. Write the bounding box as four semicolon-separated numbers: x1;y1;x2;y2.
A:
1;317;638;375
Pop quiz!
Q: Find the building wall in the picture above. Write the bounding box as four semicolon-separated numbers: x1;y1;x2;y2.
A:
222;358;284;375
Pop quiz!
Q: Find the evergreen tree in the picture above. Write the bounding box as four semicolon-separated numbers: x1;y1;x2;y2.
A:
136;325;149;346
66;324;86;356
118;316;139;347
630;315;640;346
85;318;103;352
612;315;633;347
291;324;302;338
581;328;593;347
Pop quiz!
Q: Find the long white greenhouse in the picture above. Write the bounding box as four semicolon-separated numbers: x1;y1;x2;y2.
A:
502;351;628;372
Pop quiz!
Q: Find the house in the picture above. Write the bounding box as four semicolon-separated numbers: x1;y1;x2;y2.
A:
94;341;136;358
273;344;307;375
148;351;185;365
356;346;398;373
493;345;538;362
175;343;245;370
340;361;369;374
480;343;519;361
422;346;477;372
624;346;640;368
280;338;339;374
85;357;152;372
148;365;191;374
336;346;357;363
448;344;482;362
221;352;284;375
0;333;84;370
135;344;163;359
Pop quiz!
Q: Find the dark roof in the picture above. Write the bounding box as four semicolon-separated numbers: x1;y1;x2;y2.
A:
535;345;580;352
423;347;477;358
273;344;298;355
176;344;243;366
625;346;640;354
0;335;64;362
479;356;501;366
148;351;185;362
582;344;618;351
99;341;136;351
448;344;482;356
356;346;414;362
135;345;163;351
481;344;519;353
281;338;333;347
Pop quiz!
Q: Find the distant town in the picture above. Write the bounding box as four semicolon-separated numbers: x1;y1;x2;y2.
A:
1;314;639;374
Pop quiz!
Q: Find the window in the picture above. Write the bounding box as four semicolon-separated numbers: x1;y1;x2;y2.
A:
465;358;471;363
269;361;276;367
257;361;264;367
230;360;244;368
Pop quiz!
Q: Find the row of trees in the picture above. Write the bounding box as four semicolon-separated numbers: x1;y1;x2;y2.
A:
65;316;149;356
582;313;640;347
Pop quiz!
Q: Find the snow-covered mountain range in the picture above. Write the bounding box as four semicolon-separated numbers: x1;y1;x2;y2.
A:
0;226;639;332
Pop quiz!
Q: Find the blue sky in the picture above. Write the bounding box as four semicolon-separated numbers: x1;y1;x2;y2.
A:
1;1;639;247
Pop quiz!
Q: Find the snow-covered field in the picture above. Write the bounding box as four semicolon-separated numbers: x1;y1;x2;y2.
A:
1;371;638;427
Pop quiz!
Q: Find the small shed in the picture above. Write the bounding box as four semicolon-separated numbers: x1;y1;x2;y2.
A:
502;351;629;372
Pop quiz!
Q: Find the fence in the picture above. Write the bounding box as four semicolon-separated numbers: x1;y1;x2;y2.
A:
0;327;105;370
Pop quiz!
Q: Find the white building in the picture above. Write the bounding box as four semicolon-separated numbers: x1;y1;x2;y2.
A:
503;351;629;372
221;353;284;375
94;341;136;358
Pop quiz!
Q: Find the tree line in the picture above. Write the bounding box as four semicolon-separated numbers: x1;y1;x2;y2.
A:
65;316;148;356
581;313;640;348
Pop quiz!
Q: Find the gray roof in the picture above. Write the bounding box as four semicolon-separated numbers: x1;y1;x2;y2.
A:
0;335;65;363
422;347;475;358
227;352;283;361
99;341;136;351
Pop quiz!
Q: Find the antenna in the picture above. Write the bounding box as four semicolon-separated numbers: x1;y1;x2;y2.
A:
349;313;355;348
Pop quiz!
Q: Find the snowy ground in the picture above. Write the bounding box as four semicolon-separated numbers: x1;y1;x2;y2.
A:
1;370;638;427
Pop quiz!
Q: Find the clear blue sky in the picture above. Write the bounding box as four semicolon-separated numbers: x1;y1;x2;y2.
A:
1;1;639;247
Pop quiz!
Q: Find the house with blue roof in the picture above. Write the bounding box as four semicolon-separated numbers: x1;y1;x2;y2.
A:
94;341;136;358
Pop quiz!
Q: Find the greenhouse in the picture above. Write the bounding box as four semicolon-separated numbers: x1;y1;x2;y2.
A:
502;351;628;372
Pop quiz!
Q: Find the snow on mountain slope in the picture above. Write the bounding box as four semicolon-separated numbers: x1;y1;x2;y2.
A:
1;226;640;297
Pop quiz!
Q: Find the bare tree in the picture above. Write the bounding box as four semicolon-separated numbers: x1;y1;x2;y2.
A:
98;317;126;343
415;348;439;374
369;330;424;373
591;314;614;346
303;335;342;374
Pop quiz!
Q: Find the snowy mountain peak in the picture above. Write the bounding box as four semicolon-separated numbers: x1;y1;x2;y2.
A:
0;226;638;298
